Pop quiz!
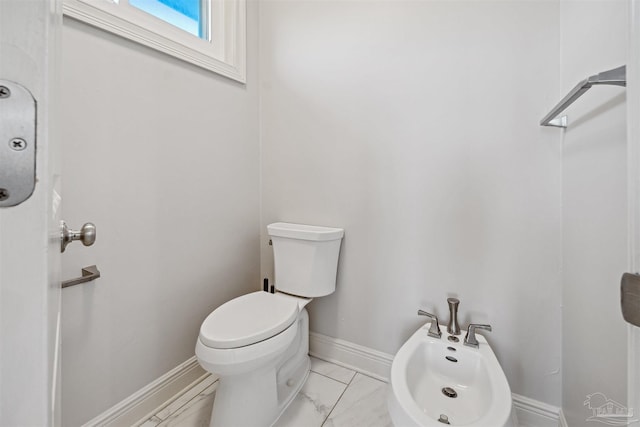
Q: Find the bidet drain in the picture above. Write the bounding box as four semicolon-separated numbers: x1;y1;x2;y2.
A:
442;387;457;398
438;414;451;424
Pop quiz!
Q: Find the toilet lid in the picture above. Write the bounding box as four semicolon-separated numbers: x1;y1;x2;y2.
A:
199;291;299;349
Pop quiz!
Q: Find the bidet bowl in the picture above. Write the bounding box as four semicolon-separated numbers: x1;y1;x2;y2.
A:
387;323;514;427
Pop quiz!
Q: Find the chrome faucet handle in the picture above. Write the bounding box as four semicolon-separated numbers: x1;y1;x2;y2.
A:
447;297;460;335
418;310;442;338
464;323;492;348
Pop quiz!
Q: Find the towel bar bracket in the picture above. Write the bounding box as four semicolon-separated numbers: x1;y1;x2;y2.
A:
547;116;568;128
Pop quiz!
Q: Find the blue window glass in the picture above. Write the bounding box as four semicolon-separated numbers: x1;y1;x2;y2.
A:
129;0;208;39
158;0;199;21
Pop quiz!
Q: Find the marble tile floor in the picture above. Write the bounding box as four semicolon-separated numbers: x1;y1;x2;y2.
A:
136;357;394;427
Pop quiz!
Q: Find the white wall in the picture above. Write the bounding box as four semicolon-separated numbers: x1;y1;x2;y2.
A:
560;1;628;425
260;0;563;405
59;3;260;424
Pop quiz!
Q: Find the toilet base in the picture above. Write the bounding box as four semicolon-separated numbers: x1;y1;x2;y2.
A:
271;356;310;426
206;309;310;427
210;367;279;427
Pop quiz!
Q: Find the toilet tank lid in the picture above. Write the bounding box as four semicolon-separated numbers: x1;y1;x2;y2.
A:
267;222;344;241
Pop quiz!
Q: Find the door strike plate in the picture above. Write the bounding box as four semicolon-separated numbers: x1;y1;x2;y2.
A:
621;272;640;327
0;79;36;207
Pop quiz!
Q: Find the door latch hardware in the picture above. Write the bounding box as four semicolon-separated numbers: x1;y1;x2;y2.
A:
0;79;36;207
621;273;640;327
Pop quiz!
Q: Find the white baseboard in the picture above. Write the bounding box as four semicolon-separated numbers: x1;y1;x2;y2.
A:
82;356;207;427
558;409;568;427
309;331;394;382
309;332;564;427
512;393;563;427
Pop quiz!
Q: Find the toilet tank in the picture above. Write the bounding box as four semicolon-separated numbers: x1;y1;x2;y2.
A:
267;222;344;297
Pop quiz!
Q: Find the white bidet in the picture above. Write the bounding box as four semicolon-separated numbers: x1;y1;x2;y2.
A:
387;322;516;427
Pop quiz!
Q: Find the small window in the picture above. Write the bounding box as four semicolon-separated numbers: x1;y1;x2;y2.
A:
129;0;209;39
63;0;245;82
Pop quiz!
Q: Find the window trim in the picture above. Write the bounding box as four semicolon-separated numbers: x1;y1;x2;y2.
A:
63;0;246;83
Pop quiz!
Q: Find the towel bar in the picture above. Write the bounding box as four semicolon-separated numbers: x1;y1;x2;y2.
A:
540;65;626;128
62;265;101;288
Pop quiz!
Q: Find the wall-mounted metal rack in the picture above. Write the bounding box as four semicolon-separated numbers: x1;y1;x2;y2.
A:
540;65;626;128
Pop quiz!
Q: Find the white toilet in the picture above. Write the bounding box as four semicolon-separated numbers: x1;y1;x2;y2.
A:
195;222;344;427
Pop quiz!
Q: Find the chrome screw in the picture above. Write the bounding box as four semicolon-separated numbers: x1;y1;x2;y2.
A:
0;86;10;99
9;138;26;151
0;189;9;201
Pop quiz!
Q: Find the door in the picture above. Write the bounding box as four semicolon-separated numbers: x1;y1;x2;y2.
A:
630;0;640;422
0;1;62;425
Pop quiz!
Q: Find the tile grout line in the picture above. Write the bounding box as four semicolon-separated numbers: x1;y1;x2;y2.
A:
347;372;357;385
319;373;359;427
151;374;216;422
351;371;385;384
319;386;349;427
155;380;219;427
309;369;355;386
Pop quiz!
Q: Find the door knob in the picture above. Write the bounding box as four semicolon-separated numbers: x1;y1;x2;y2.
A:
61;221;96;253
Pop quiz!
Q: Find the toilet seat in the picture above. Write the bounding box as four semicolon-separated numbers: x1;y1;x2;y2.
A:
199;291;299;349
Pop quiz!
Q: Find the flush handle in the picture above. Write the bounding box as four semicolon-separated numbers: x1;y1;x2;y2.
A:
61;221;96;253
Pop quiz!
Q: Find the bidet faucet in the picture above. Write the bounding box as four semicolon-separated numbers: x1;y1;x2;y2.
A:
447;298;460;335
464;323;492;348
417;310;442;338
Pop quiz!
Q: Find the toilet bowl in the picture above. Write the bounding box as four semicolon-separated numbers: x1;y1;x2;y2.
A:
195;223;344;427
387;322;516;427
196;291;311;427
